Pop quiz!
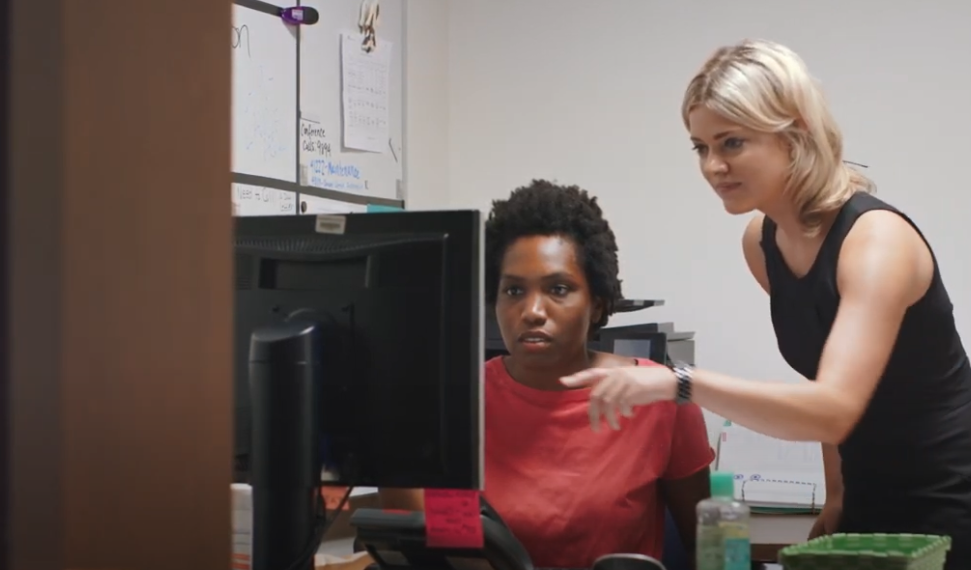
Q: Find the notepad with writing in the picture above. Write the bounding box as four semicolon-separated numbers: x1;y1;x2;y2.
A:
716;423;826;511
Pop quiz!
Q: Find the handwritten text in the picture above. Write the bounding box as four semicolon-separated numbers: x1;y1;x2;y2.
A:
300;119;332;158
307;158;368;193
231;24;250;57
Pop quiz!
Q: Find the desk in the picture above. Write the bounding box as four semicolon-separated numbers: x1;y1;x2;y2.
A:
750;513;815;563
319;495;816;565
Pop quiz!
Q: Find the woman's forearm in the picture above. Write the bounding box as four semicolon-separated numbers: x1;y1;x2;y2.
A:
689;368;857;443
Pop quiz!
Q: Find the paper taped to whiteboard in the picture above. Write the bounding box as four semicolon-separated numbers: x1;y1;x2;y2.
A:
340;31;392;153
315;215;347;235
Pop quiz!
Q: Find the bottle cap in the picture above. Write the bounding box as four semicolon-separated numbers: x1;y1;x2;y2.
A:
710;470;736;499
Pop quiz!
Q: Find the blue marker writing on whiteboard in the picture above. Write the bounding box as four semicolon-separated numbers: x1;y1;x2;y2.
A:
280;6;320;25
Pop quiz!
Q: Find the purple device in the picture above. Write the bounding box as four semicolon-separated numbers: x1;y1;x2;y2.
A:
280;6;320;25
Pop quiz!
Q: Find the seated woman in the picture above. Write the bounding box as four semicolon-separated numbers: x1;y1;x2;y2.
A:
381;179;714;568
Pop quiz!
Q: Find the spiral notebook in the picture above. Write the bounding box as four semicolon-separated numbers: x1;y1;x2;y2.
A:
715;422;826;513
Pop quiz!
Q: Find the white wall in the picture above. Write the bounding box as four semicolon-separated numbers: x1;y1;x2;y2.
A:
402;0;450;209
430;0;971;442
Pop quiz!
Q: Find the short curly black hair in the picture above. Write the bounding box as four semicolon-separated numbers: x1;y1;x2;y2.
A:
485;179;623;331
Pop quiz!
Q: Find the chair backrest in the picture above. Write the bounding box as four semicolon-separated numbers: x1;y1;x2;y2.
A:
661;508;689;570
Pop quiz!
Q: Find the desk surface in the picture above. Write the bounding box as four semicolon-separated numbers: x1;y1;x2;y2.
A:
321;496;816;564
750;513;815;561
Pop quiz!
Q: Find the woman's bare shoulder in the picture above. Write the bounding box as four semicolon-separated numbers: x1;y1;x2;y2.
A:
742;213;769;294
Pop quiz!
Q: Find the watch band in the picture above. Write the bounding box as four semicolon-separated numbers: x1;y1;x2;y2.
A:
671;361;693;405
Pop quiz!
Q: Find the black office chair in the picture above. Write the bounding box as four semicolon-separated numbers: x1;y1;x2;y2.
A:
661;508;688;570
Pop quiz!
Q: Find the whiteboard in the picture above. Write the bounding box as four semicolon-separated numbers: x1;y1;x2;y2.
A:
230;0;404;216
299;0;404;201
232;3;298;182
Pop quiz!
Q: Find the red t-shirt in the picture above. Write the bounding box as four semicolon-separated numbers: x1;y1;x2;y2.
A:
482;356;714;568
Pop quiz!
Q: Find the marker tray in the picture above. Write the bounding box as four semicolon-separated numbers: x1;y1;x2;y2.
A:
778;533;951;570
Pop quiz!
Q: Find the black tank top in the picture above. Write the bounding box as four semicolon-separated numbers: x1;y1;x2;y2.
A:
761;192;971;532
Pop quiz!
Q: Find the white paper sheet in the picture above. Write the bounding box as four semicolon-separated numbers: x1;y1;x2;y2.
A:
340;31;392;153
717;423;827;508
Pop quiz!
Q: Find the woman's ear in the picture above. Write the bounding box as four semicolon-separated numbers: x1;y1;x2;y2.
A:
591;298;605;326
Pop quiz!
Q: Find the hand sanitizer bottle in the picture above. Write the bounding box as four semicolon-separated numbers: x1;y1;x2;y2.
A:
696;471;750;570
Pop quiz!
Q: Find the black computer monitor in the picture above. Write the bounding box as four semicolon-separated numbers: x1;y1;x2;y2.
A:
233;210;483;490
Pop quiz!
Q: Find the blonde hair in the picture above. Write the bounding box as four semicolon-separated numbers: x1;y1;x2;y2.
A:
681;39;874;235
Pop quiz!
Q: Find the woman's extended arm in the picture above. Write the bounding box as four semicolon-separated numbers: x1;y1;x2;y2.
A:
563;210;933;443
689;210;931;442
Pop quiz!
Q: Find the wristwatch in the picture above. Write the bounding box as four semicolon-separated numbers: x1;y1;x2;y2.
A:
670;361;693;405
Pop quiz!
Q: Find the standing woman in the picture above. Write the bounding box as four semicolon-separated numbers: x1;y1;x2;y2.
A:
562;39;971;569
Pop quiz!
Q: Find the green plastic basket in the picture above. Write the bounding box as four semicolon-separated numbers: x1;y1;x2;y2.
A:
778;533;951;570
